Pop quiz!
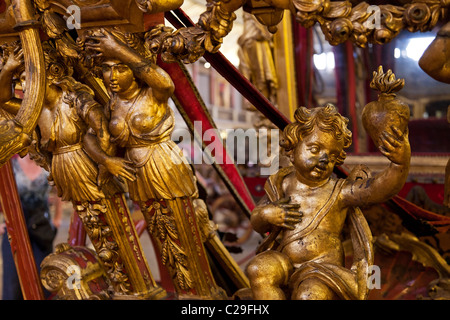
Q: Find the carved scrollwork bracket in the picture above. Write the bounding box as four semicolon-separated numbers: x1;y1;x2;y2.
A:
144;0;449;66
145;0;236;63
292;0;449;47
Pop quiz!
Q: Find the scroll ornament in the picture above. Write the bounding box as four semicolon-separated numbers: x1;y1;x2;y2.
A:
146;0;449;64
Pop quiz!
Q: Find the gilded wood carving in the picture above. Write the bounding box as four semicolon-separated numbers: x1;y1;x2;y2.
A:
245;69;411;300
0;0;448;301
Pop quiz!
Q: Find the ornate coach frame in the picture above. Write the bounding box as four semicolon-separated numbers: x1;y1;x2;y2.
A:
0;0;448;299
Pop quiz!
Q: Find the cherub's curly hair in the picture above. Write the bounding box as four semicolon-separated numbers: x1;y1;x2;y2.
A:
281;104;352;166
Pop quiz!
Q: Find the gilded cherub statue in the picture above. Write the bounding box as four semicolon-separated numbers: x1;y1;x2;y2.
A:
0;40;165;299
246;94;411;299
83;28;227;299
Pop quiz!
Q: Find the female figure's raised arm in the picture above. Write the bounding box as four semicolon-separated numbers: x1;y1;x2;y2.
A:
85;29;174;102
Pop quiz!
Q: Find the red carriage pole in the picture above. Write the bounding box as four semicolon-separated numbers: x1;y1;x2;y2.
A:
0;160;45;300
67;211;87;247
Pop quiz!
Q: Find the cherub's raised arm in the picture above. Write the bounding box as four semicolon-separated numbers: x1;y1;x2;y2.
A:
341;126;410;207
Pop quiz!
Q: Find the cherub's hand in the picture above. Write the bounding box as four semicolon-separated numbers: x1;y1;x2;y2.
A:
261;196;302;230
84;28;125;60
379;125;411;165
2;48;23;72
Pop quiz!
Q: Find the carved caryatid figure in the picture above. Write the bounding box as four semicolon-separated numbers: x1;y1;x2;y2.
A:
84;29;227;299
238;12;278;106
0;41;165;299
246;93;411;299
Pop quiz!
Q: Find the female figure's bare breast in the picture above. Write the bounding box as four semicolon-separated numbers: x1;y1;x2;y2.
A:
109;91;166;141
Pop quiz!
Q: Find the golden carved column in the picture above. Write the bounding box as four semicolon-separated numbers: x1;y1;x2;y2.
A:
72;194;167;299
141;198;227;299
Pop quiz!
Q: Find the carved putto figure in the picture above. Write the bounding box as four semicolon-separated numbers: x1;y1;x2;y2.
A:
246;97;411;299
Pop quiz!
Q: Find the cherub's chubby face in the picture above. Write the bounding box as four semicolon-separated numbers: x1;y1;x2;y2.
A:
292;127;345;185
